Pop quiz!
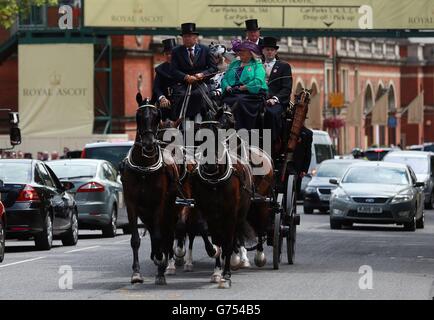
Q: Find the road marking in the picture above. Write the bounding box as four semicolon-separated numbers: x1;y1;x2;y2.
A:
0;256;46;268
65;246;101;253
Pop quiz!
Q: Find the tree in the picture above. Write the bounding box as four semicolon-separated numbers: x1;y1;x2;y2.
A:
0;0;58;29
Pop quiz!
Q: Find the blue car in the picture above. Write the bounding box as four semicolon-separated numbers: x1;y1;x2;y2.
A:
47;159;129;237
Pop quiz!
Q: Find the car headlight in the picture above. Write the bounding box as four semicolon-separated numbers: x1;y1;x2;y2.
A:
305;187;316;193
331;189;351;201
391;192;413;204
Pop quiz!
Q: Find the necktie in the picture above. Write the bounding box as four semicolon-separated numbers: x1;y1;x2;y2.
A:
188;47;194;65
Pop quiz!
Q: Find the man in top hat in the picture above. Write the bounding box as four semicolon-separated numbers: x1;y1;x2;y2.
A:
261;36;293;147
151;38;178;120
245;19;263;47
170;22;218;121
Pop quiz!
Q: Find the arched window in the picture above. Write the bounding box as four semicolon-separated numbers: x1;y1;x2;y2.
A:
388;85;396;112
364;84;374;114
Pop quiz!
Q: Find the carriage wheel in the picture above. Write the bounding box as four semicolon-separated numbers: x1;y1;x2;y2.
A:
273;211;282;270
286;224;296;264
285;174;297;264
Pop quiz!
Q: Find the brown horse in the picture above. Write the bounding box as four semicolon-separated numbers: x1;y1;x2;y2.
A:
190;120;254;287
157;120;222;278
214;106;274;269
121;94;179;285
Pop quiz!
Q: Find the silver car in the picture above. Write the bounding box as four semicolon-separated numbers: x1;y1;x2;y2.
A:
329;162;425;231
47;159;129;237
383;151;434;209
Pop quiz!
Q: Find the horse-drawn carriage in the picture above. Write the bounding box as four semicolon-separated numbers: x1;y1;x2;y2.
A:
120;46;312;286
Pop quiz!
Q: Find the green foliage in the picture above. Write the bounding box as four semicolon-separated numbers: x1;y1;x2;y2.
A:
0;0;58;29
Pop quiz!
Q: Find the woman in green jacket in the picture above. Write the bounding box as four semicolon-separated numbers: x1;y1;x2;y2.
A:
221;40;268;130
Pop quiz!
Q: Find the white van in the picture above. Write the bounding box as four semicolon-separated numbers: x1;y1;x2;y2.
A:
300;130;335;196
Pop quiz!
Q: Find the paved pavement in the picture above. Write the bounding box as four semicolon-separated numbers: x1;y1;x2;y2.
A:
1;206;434;300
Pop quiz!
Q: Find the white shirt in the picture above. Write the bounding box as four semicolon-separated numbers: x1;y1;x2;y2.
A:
186;44;196;57
264;58;277;82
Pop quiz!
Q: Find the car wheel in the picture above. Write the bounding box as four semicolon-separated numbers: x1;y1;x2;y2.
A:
35;214;53;250
403;215;416;232
416;211;425;229
61;210;79;246
330;219;342;230
319;208;328;214
342;222;353;228
102;207;117;238
0;219;5;263
304;207;313;214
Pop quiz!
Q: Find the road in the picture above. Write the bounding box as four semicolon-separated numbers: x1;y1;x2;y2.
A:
1;205;434;300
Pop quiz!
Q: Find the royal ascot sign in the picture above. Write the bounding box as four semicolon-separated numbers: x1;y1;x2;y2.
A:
19;44;94;137
83;0;434;30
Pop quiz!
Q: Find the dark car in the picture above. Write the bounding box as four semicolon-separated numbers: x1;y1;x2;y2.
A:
0;197;5;262
47;159;129;236
0;159;78;250
81;141;133;171
303;159;366;214
364;147;400;161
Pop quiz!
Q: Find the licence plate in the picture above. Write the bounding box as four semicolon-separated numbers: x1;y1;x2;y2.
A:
357;206;383;213
320;195;330;201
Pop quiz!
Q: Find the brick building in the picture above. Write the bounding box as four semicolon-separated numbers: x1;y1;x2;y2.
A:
1;19;433;154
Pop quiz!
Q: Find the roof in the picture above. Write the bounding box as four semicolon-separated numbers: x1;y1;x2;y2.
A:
321;159;365;165
384;150;434;158
84;141;134;148
347;161;409;169
0;159;34;164
46;159;106;165
364;147;400;152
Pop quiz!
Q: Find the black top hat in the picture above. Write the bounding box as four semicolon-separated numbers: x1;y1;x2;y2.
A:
162;38;176;52
261;36;279;50
245;19;261;31
180;23;199;36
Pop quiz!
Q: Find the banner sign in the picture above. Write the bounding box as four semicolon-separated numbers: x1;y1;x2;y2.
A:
19;44;94;137
84;0;434;30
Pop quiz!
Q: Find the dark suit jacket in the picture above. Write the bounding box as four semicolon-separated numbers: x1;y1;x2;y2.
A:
151;62;176;104
293;126;313;174
170;44;218;83
267;60;292;106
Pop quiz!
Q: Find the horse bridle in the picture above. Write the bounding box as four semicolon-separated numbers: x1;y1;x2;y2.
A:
135;104;161;158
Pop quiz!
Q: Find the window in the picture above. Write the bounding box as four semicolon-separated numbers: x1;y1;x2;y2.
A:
291;37;303;47
358;41;371;54
37;164;55;188
19;5;46;27
102;163;116;182
306;37;317;48
374;43;383;55
0;163;31;183
315;144;333;165
341;69;349;102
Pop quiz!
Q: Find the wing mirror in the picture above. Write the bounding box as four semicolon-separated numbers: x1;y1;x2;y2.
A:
329;178;339;185
415;182;425;188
